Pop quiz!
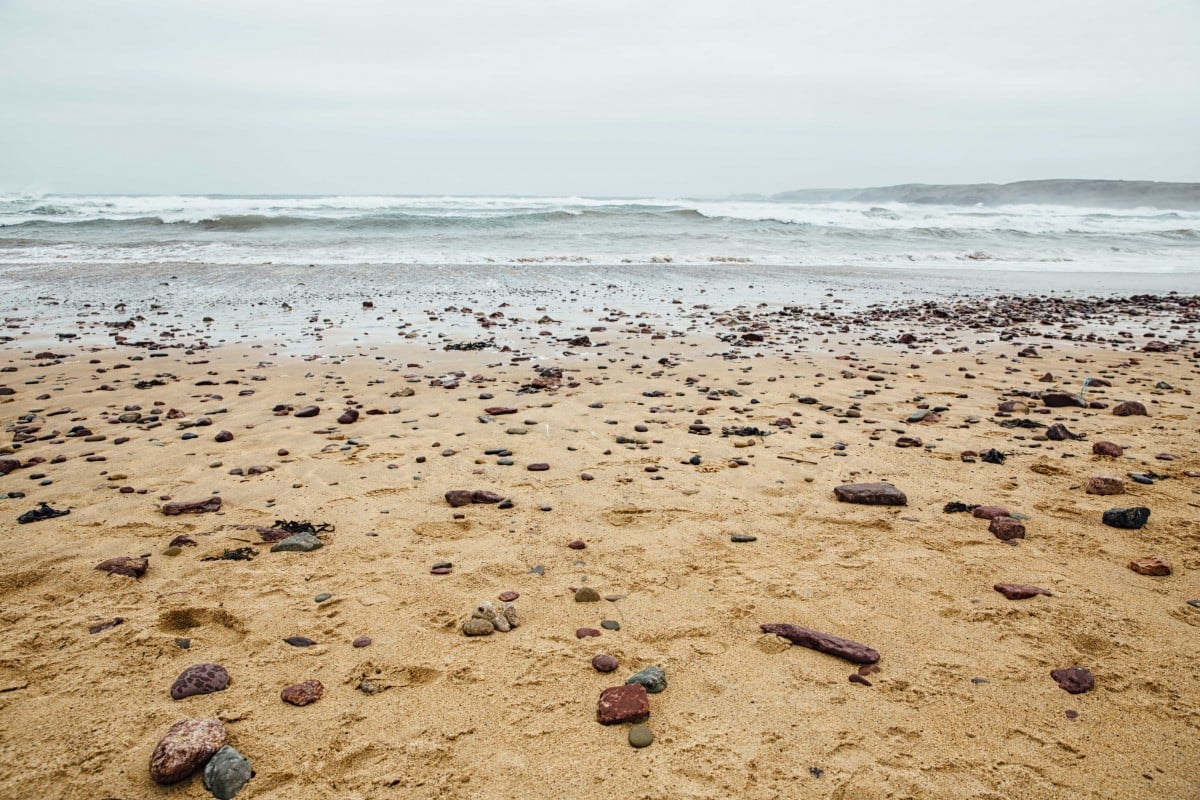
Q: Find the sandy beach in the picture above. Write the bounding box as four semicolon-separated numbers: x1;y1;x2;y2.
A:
0;286;1197;799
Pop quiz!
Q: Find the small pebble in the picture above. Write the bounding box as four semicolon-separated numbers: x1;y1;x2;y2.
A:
628;724;655;748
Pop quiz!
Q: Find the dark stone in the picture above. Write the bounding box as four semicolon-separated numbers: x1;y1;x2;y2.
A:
576;627;601;638
162;497;222;515
597;684;650;725
0;459;21;476
284;636;317;647
568;540;586;549
214;430;233;443
1040;392;1084;408
16;502;70;524
281;679;324;706
204;745;253;800
484;406;518;415
833;482;907;506
994;583;1051;600
625;665;667;693
988;516;1026;540
293;405;320;418
1050;667;1094;694
1102;507;1150;530
170;663;231;700
149;718;227;785
445;490;473;507
88;617;124;634
95;556;149;578
592;654;619;672
980;448;1006;464
337;409;359;424
1045;423;1081;441
1112;401;1148;417
760;623;880;664
352;636;372;648
471;490;504;504
527;462;550;471
731;534;758;542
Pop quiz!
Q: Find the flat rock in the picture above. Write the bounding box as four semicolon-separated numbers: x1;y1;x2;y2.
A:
1040;391;1085;408
833;482;907;506
281;679;324;706
149;718;227;785
162;497;222;515
1051;667;1095;694
994;583;1051;600
1092;441;1123;457
1086;476;1125;495
988;516;1026;540
625;665;667;694
484;406;517;415
1129;556;1171;576
597;684;650;725
1102;507;1150;530
760;623;880;664
203;745;253;800
170;663;231;700
270;532;323;552
293;405;320;418
95;556;148;578
971;505;1009;520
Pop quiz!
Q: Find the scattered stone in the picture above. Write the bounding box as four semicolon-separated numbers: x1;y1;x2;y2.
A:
731;534;758;542
1102;507;1150;530
592;654;619;672
1128;557;1171;576
170;663;231;700
214;430;233;443
1040;392;1084;408
1092;441;1123;457
498;591;519;602
294;405;320;418
16;502;70;524
597;684;650;725
1050;667;1095;694
626;665;667;694
149;718;227;785
1045;423;1082;441
576;627;601;638
833;482;907;505
527;462;550;471
88;617;124;634
989;516;1026;541
1112;401;1148;417
760;623;880;664
204;745;253;800
1086;476;1125;495
462;618;494;636
971;505;1009;520
337;409;359;424
270;532;323;552
283;636;317;647
994;583;1051;600
94;556;148;578
574;587;601;602
352;636;372;648
281;679;324;706
628;724;655;748
162;497;222;515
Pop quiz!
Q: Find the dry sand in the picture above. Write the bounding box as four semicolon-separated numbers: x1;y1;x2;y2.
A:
0;294;1198;799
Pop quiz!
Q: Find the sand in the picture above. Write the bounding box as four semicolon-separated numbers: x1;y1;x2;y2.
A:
0;290;1198;799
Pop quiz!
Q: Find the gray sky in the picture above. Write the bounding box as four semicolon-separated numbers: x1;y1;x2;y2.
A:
1;0;1198;196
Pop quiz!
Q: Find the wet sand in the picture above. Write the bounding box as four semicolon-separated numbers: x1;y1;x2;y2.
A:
1;285;1198;799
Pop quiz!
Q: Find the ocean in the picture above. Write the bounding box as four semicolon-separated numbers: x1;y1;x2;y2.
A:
1;193;1197;273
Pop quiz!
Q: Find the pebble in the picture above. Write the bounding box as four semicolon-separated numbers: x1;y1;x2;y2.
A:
314;592;332;603
170;663;231;700
1051;666;1095;694
149;718;227;785
625;665;667;694
498;591;520;602
574;587;601;602
988;516;1026;540
1102;507;1150;530
281;679;324;706
1128;556;1172;576
568;540;586;549
271;533;323;552
833;482;907;505
730;534;757;542
576;627;601;638
1086;476;1125;495
283;636;317;647
628;724;655;748
462;618;494;636
601;620;621;630
203;745;253;800
352;636;372;648
592;654;619;672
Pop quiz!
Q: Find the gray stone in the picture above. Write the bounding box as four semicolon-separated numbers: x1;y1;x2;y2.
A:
625;665;667;694
270;533;323;552
462;618;494;636
203;745;253;799
628;724;655;748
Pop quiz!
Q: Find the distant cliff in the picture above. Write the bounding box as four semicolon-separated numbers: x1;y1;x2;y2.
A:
770;180;1200;209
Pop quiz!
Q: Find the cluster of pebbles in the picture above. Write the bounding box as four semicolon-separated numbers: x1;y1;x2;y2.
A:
461;600;521;636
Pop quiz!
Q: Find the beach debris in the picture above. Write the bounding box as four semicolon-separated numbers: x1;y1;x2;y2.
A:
94;556;148;578
1102;507;1150;529
1050;667;1095;694
462;601;519;635
201;547;258;561
16;502;70;524
149;718;227;785
760;623;880;664
597;684;650;725
203;745;253;800
281;679;324;706
162;497;222;515
833;482;907;505
170;663;231;700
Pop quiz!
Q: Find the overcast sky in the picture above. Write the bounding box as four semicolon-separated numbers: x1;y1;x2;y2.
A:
1;0;1197;196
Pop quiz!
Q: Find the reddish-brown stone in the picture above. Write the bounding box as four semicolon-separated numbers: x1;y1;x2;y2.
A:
1092;441;1123;457
170;664;231;700
989;516;1026;540
1086;476;1125;495
972;505;1010;520
281;679;324;706
759;623;880;664
1128;557;1171;577
95;556;148;578
1051;667;1094;694
994;583;1051;600
149;718;227;784
1112;401;1148;417
597;684;650;725
484;406;518;415
592;654;619;672
162;497;221;515
833;482;907;506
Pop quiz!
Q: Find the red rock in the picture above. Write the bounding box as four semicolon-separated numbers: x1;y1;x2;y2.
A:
1085;476;1125;495
0;459;20;476
592;654;619;672
149;718;227;784
162;497;221;515
759;623;880;663
94;556;148;578
281;679;324;706
444;490;473;507
1112;401;1148;417
1051;667;1094;694
1092;441;1123;457
576;628;601;638
498;591;519;602
833;482;907;506
214;430;233;443
471;490;504;504
988;516;1026;540
1128;557;1171;576
994;583;1051;600
170;663;231;700
568;540;586;550
597;684;650;725
484;406;518;415
352;636;372;648
972;505;1009;520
